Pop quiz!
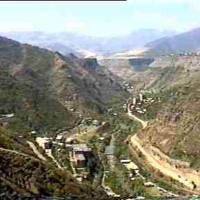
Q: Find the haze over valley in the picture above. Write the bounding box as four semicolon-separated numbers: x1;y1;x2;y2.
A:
1;1;200;199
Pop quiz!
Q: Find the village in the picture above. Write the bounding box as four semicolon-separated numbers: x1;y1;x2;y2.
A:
0;104;186;198
33;118;104;182
124;90;159;115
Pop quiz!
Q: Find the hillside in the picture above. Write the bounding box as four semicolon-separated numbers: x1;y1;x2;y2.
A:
0;127;108;199
99;54;200;96
0;36;128;198
145;28;200;56
0;36;128;133
135;56;200;169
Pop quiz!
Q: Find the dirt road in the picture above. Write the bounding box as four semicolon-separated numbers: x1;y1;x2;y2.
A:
127;108;148;129
27;141;47;161
127;108;200;194
131;135;200;190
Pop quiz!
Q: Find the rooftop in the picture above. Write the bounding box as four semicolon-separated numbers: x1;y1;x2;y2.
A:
72;144;91;152
124;162;139;170
56;135;62;140
75;153;85;161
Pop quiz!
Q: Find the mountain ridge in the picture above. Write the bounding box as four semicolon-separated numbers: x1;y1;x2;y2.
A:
145;28;200;56
0;29;175;56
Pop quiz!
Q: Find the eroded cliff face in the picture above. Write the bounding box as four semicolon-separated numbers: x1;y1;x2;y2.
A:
98;54;200;95
137;75;200;169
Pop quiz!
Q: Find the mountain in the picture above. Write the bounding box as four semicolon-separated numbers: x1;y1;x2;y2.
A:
0;36;128;133
0;29;175;56
0;36;129;198
145;28;200;56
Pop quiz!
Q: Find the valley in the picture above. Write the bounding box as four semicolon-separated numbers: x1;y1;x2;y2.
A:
1;31;200;200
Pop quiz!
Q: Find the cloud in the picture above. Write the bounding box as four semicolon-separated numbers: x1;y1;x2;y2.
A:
65;21;88;32
131;11;200;32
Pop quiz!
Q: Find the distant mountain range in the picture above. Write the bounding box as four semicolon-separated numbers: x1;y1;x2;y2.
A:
4;28;200;57
0;29;175;56
146;28;200;56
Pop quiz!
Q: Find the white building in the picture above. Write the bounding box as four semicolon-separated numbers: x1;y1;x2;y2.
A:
56;135;63;143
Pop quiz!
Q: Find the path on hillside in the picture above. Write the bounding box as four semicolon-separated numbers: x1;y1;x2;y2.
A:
127;107;200;194
27;141;47;161
0;147;39;161
46;149;62;169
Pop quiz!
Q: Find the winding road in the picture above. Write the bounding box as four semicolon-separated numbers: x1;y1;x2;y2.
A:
127;107;200;194
127;108;148;129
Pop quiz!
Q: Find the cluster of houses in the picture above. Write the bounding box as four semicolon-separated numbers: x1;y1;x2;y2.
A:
127;91;159;114
127;93;147;114
161;52;200;59
35;118;103;175
36;134;93;169
123;82;134;90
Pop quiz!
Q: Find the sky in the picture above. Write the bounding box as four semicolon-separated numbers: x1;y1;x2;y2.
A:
0;0;200;37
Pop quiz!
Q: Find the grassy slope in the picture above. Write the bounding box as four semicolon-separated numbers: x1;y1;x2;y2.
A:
0;69;77;134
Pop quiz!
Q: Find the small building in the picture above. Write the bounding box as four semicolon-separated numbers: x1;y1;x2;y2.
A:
132;98;137;105
71;144;92;168
66;136;77;144
121;160;140;174
92;119;100;126
72;144;91;156
31;131;37;135
99;137;105;142
75;153;86;168
139;94;143;102
36;137;52;149
144;182;155;187
56;135;63;143
120;159;131;164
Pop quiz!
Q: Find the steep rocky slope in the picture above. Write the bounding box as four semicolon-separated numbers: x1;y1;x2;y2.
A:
0;36;128;132
136;59;200;169
99;54;200;95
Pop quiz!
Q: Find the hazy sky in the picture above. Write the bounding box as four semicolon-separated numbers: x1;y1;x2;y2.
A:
0;0;200;37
